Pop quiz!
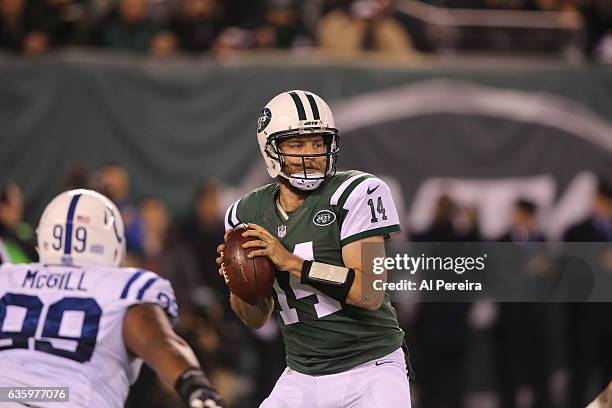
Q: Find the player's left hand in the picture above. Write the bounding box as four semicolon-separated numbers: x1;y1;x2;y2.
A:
242;223;303;273
215;229;231;285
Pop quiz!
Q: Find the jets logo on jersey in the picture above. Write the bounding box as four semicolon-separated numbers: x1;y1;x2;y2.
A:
257;108;272;133
313;210;336;227
278;225;287;238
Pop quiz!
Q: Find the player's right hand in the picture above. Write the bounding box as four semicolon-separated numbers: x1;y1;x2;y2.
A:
190;390;227;408
176;368;227;408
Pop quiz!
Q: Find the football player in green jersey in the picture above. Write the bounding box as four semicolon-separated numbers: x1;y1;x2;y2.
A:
216;90;412;407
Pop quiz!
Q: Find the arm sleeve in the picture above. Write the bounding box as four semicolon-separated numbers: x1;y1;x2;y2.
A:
339;177;401;247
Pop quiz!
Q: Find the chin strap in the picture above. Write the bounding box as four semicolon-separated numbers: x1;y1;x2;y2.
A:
287;172;325;191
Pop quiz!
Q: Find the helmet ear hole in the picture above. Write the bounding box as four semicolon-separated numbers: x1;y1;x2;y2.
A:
265;141;276;158
266;140;285;170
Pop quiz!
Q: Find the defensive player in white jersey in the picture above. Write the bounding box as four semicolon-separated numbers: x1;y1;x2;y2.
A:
0;189;225;408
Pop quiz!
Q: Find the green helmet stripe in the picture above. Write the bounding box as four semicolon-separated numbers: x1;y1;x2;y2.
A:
305;93;320;120
289;91;307;121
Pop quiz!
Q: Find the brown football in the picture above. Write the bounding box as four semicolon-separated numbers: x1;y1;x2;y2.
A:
222;224;277;305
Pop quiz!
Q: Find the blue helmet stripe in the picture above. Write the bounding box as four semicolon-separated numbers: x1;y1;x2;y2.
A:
64;194;82;255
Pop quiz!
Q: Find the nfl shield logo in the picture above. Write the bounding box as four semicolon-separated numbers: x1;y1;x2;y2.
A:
277;225;287;238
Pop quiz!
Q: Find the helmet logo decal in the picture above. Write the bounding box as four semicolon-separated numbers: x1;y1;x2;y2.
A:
107;207;123;243
257;108;272;133
313;210;336;227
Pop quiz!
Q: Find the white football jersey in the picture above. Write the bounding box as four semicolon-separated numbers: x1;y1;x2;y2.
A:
0;262;178;407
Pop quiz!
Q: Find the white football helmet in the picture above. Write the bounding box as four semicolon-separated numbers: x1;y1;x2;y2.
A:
256;90;339;191
37;189;126;267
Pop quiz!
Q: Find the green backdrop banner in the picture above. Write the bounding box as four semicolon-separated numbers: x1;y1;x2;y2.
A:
1;53;611;223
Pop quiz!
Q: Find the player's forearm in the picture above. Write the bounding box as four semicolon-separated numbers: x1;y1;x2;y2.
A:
340;237;386;310
283;256;304;277
140;332;225;408
346;268;384;310
297;258;383;310
587;380;612;408
123;304;201;387
230;293;274;329
137;333;200;386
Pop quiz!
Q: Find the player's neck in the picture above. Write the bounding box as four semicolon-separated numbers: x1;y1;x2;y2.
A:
277;180;307;213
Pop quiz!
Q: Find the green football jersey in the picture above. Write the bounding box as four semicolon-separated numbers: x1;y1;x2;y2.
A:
224;170;405;375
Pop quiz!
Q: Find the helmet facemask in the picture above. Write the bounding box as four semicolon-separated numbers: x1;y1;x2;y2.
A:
265;129;340;191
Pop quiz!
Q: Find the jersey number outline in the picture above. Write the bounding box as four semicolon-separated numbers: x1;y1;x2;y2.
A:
273;242;342;325
0;293;101;363
367;197;387;223
53;224;88;253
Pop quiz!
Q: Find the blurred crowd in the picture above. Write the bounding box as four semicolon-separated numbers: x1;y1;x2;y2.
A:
0;0;418;56
1;165;611;408
0;0;611;59
425;0;574;10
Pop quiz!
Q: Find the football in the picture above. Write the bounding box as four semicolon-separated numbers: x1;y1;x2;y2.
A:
222;224;277;305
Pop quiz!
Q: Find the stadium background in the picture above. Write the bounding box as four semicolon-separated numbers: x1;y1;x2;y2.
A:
1;0;611;407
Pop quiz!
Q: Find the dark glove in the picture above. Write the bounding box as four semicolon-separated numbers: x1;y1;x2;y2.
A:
175;368;227;408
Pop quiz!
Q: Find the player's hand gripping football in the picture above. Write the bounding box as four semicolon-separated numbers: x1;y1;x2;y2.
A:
240;223;303;274
215;230;230;285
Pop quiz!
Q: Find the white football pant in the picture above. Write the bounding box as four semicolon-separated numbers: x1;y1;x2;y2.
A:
260;347;412;408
